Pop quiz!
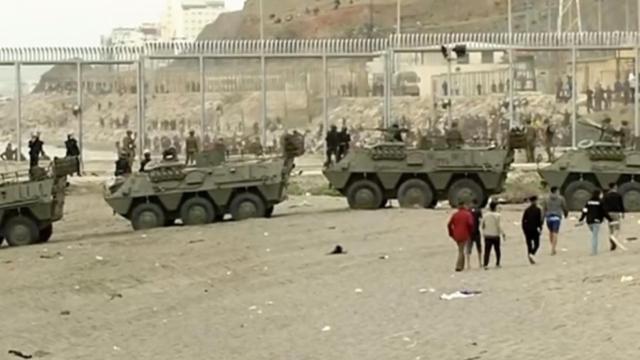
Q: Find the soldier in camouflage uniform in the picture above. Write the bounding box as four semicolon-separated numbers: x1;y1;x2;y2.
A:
185;130;200;165
524;119;537;163
543;118;556;162
619;120;632;149
122;130;137;162
445;122;464;149
599;117;617;143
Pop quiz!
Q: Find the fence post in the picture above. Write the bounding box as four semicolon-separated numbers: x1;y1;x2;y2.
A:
199;55;206;139
261;53;267;147
571;45;577;149
322;52;329;156
15;62;22;161
635;45;639;137
137;57;145;158
508;46;515;128
383;50;391;128
76;61;84;169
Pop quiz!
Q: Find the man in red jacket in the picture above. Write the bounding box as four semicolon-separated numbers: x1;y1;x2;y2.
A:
448;200;475;272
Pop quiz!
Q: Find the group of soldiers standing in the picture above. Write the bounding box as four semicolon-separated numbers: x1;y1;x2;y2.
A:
324;125;351;166
114;130;202;177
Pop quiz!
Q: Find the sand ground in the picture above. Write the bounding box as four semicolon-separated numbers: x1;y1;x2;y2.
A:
2;188;640;360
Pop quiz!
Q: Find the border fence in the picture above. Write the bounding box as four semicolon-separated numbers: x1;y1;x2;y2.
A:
1;31;640;164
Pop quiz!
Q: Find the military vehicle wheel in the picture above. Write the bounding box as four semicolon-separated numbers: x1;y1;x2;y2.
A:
346;179;384;210
131;203;166;231
39;224;53;243
180;197;216;226
619;182;640;212
564;180;597;211
4;216;40;247
398;179;434;209
265;206;274;218
448;179;485;208
230;193;266;221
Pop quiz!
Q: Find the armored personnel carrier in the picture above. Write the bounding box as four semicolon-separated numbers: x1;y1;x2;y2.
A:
323;142;514;209
0;157;78;247
539;140;640;211
103;134;304;230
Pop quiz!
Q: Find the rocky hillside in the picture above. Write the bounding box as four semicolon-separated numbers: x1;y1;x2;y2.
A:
199;0;637;40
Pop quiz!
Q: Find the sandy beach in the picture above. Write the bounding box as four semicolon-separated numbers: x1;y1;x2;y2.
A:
2;184;640;360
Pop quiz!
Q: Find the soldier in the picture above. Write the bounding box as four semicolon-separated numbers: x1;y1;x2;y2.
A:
114;151;132;177
619;120;632;149
524;119;537;163
337;126;351;162
445;121;464;149
162;147;179;162
383;123;406;142
122;130;137;162
543;119;556;162
185;130;199;165
139;150;152;172
64;133;81;176
0;143;16;161
325;125;339;166
28;132;45;169
599;117;617;143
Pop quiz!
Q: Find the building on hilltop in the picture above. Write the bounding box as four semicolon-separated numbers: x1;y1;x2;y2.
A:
101;23;161;47
162;0;227;41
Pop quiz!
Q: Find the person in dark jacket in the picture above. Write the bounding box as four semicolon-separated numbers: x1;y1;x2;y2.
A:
522;196;543;264
114;151;132;177
28;133;45;168
325;125;339;166
337;126;351;162
603;183;625;251
139;150;152;172
65;133;81;176
579;190;613;255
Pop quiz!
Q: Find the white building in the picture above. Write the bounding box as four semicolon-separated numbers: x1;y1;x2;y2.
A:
101;23;161;47
161;0;227;41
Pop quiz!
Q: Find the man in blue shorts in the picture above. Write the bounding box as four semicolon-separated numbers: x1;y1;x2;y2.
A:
542;186;569;255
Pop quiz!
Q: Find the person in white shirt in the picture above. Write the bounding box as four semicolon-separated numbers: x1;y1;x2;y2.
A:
482;201;506;269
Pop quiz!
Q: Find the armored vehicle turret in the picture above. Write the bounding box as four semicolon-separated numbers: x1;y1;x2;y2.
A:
103;133;305;230
0;157;78;246
539;140;640;211
323;142;514;209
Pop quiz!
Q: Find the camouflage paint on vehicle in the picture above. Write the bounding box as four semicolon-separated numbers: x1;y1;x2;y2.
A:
323;142;514;210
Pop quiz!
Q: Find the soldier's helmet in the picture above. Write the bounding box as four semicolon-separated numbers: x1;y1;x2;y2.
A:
451;121;459;128
603;117;612;124
391;123;399;128
189;130;195;136
330;125;338;131
526;119;532;125
126;130;133;135
622;120;629;126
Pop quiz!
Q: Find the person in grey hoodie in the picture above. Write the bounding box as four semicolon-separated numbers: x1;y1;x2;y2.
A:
541;186;569;256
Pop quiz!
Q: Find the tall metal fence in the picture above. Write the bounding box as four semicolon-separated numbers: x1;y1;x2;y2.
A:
0;31;639;164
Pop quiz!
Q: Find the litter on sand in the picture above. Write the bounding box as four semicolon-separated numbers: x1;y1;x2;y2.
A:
327;245;346;255
8;350;33;359
440;290;482;300
321;326;331;332
95;256;104;261
354;288;363;293
610;235;628;251
620;276;634;283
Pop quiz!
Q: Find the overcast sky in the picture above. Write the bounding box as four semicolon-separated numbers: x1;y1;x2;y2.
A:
0;0;245;47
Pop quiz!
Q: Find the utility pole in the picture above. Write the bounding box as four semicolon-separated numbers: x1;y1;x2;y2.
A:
597;0;602;32
396;0;401;36
626;0;631;31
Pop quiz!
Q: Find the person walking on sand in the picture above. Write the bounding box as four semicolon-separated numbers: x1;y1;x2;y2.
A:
603;183;625;251
482;201;506;269
542;186;568;255
466;199;483;270
522;196;543;264
448;200;475;272
579;190;613;256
